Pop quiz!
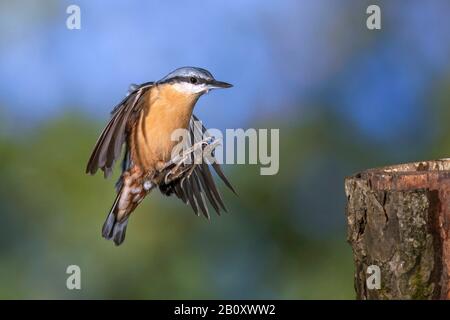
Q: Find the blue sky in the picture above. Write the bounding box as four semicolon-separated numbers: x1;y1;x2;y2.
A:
0;0;449;139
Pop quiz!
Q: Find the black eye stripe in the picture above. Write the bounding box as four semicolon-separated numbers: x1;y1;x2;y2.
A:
186;76;208;84
158;76;210;85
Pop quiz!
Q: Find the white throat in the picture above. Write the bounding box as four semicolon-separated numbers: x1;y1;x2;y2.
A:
172;82;207;94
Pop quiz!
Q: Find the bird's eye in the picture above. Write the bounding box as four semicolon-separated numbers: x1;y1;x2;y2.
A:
190;77;198;84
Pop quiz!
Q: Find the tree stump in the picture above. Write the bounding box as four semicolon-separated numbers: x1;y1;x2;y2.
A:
345;160;450;299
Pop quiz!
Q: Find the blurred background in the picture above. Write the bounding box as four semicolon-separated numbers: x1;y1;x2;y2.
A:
0;0;449;299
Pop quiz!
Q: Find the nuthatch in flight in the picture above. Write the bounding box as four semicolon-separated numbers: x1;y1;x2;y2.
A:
86;67;235;246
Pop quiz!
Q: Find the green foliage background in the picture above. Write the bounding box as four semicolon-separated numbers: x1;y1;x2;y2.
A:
0;97;446;299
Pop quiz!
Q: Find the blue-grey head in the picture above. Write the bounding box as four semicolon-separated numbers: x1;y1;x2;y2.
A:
157;67;232;94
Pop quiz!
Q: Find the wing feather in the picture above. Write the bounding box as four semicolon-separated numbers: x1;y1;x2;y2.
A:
183;178;199;216
194;169;220;214
86;82;153;177
191;173;209;219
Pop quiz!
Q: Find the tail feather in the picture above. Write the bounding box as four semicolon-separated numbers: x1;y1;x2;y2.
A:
102;191;129;246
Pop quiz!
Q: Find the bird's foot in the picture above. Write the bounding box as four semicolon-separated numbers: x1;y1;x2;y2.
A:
163;136;218;169
162;136;220;184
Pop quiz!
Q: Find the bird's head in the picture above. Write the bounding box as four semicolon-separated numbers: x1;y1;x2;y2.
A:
157;67;232;95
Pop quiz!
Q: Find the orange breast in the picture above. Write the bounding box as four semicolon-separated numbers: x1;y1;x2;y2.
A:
131;84;200;172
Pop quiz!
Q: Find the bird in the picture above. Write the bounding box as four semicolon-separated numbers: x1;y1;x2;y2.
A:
86;67;236;246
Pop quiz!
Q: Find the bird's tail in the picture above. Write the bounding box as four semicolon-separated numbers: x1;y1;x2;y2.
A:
102;190;129;246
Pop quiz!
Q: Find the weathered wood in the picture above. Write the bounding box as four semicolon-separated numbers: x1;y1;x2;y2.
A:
345;160;450;299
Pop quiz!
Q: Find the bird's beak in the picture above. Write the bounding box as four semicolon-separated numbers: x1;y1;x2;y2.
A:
207;80;233;89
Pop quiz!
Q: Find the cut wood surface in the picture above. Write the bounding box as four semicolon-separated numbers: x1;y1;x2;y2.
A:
345;159;450;299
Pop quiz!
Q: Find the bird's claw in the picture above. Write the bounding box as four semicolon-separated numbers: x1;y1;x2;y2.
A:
162;136;220;184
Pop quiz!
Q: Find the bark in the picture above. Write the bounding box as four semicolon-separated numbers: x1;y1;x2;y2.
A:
345;160;450;299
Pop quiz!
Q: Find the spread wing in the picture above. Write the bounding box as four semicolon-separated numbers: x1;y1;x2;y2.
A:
160;114;236;218
86;82;154;178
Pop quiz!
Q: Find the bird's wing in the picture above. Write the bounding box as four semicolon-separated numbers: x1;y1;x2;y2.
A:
86;82;154;178
161;114;236;218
